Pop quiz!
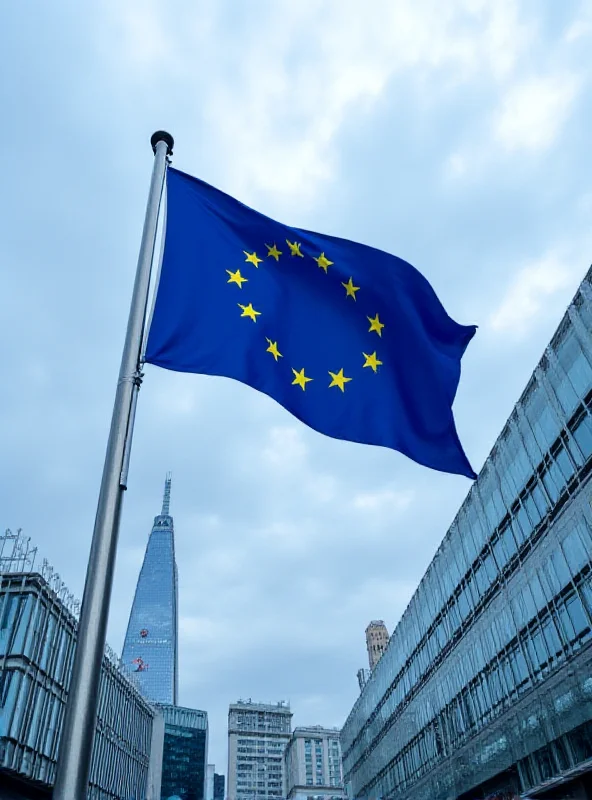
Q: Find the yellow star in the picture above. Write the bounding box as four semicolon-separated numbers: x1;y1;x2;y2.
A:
286;240;304;257
238;302;261;322
244;250;263;267
266;338;283;361
342;277;360;300
266;243;282;261
226;269;248;288
292;367;313;390
314;252;333;273
362;352;383;373
328;368;352;392
367;313;385;337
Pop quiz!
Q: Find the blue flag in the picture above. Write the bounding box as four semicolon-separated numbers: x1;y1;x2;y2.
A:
145;167;476;479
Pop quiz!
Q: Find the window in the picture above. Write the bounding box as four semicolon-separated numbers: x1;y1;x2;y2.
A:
573;414;592;459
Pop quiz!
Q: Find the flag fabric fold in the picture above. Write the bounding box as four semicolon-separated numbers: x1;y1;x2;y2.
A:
145;167;476;479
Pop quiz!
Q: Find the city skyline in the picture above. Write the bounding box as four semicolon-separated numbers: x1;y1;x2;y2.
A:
3;0;592;776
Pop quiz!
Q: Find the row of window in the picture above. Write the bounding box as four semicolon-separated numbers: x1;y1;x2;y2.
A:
0;585;155;796
344;298;592;762
358;548;592;798
344;398;592;771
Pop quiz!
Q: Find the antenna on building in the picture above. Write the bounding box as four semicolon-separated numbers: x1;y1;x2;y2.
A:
162;472;172;515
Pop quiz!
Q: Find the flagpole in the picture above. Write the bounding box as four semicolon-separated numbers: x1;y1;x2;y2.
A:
53;130;174;799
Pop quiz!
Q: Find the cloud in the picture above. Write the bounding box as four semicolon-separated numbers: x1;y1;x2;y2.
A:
493;73;581;152
488;252;574;335
352;486;415;514
4;0;592;778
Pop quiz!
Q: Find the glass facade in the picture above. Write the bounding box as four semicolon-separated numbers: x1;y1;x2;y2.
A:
214;772;225;800
122;476;179;705
158;704;208;800
341;268;592;799
0;563;162;799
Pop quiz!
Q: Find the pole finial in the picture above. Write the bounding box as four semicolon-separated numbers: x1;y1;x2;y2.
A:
162;472;172;515
151;130;174;155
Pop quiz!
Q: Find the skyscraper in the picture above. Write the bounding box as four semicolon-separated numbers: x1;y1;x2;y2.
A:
122;474;179;705
227;700;292;800
365;619;389;669
341;266;592;800
158;704;208;800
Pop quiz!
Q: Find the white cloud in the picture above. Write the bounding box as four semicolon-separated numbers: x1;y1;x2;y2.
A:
99;0;536;207
493;73;580;152
488;252;574;335
352;486;415;514
262;426;308;468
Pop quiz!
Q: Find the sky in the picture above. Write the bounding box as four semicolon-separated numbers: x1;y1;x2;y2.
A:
2;0;592;778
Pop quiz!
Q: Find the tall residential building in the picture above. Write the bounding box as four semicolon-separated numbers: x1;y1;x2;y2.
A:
214;772;225;800
0;529;164;799
365;619;389;669
284;726;346;800
158;704;208;800
122;473;179;705
227;700;292;800
341;266;592;800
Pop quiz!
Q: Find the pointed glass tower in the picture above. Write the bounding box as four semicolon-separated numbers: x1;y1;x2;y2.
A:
122;474;179;705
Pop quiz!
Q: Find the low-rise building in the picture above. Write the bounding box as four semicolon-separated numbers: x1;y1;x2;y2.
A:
0;529;163;799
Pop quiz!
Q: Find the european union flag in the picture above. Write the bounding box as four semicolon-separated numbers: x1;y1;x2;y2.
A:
145;167;477;479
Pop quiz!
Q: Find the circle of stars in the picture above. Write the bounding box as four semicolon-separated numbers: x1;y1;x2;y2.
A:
224;240;385;392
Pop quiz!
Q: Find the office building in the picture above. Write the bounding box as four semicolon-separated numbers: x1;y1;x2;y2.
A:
227;700;292;800
0;528;163;799
284;726;346;800
341;266;592;799
158;704;208;800
122;474;179;705
214;772;225;800
365;620;389;670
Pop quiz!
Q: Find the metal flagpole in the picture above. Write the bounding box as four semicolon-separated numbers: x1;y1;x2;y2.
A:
53;130;174;799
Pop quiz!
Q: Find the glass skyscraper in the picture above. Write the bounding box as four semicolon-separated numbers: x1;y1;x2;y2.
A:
158;704;208;800
122;474;179;705
341;266;592;799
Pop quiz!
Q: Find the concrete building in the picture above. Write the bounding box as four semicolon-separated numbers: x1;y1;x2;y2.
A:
341;266;592;799
158;704;208;800
364;620;389;670
284;726;346;800
0;528;163;799
227;700;292;800
122;474;179;705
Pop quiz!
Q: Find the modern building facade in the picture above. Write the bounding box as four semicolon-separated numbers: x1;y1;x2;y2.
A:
214;772;225;800
284;726;346;800
158;704;208;800
0;529;163;799
341;267;592;799
356;669;371;693
365;621;389;671
227;700;292;800
207;763;215;800
122;474;179;705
